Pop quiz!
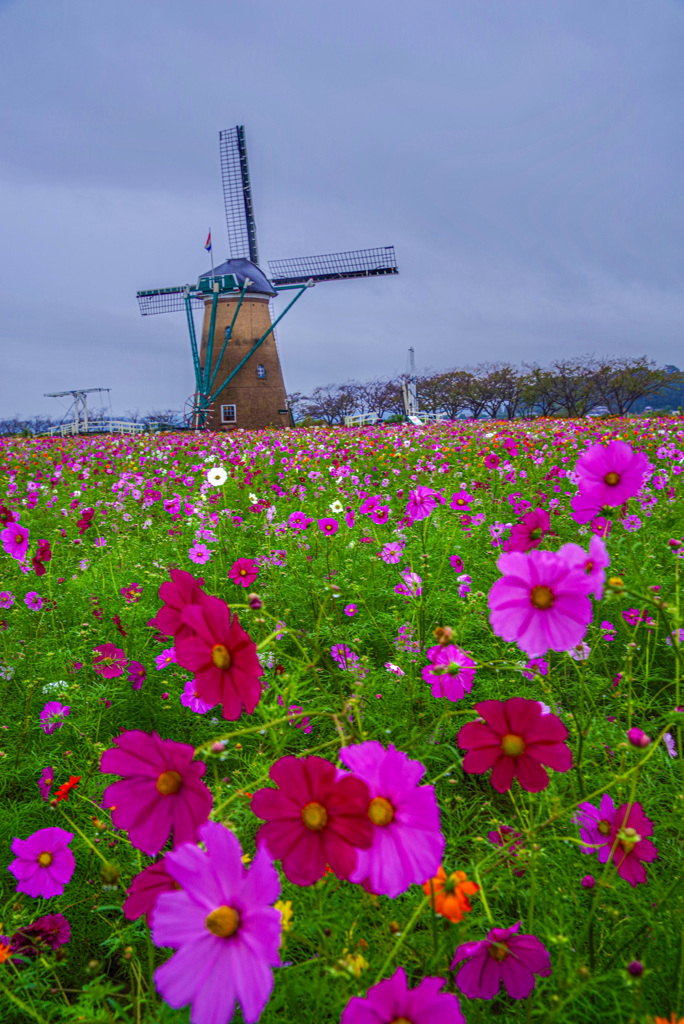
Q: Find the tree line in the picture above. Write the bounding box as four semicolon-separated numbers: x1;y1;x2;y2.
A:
288;357;684;424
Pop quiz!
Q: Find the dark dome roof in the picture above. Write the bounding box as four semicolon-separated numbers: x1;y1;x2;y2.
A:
202;258;276;297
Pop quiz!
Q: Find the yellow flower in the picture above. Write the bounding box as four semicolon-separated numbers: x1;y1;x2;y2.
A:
275;899;293;945
337;950;369;977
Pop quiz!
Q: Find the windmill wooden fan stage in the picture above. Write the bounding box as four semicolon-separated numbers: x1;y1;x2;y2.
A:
137;126;399;430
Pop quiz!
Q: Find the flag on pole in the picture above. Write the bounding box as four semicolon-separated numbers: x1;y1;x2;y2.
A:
204;230;212;252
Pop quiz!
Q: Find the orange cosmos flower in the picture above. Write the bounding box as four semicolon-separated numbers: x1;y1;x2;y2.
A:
655;1016;684;1024
423;865;479;923
54;775;81;803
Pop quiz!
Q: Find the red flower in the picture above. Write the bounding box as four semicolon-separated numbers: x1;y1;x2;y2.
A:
77;508;95;534
457;698;572;793
228;557;259;588
93;643;127;679
149;569;204;640
250;755;373;885
54;776;81;803
123;859;177;924
112;614;127;637
175;591;262;720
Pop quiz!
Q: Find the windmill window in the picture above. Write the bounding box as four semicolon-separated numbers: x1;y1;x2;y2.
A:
220;404;236;424
257;364;266;379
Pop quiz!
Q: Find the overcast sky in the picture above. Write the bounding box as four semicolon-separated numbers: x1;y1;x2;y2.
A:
1;0;683;419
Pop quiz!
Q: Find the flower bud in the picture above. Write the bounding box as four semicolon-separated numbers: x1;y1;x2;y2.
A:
627;960;643;976
627;727;651;748
248;593;262;610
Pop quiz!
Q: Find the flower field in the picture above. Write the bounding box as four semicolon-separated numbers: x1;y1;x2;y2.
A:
1;418;683;1024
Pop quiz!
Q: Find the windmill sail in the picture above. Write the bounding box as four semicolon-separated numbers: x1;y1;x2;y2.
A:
268;246;398;286
219;126;259;264
136;288;205;315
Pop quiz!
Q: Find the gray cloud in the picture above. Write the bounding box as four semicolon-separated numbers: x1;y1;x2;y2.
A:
1;0;682;417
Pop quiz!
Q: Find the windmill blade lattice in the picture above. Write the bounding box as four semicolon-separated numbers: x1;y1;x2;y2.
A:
136;288;205;316
219;126;259;264
268;246;398;285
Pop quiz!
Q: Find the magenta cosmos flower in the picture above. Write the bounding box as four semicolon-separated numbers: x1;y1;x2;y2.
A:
151;821;281;1024
9;827;75;899
100;731;213;855
341;966;465;1024
451;921;551;999
422;644;475;702
505;508;550;553
575;440;649;508
11;913;71;956
338;742;444;898
93;643;127;678
251;755;373;886
318;517;339;536
228;557;259;588
40;701;70;735
124;858;177;925
149;569;205;640
573;795;658;886
39;766;54;801
406;486;438;520
450;491;472;513
457;698;572;793
1;522;29;561
558;536;610;600
176;592;262;720
488;549;593;656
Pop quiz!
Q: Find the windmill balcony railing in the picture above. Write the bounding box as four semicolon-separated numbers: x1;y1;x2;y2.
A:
48;421;148;437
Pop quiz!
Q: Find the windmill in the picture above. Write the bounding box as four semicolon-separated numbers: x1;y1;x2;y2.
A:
137;126;398;430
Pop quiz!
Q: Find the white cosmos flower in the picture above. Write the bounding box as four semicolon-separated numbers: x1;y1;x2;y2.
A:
207;466;228;487
248;493;259;504
329;500;344;514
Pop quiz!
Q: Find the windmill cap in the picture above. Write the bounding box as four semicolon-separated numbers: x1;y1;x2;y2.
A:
201;258;276;297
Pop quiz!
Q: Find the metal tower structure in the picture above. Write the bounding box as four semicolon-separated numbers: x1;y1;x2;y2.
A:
45;388;110;435
136;126;399;430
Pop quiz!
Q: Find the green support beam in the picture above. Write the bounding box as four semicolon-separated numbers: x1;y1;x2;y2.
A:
202;284;220;393
206;280;249;394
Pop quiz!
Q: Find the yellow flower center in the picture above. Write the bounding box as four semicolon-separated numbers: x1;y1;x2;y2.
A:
205;905;240;937
368;796;394;826
156;770;182;795
211;644;232;669
598;819;611;837
604;471;620;486
446;662;461;676
301;801;328;831
392;1019;413;1024
530;585;554;609
37;851;53;867
618;826;641;854
489;942;510;962
501;734;526;757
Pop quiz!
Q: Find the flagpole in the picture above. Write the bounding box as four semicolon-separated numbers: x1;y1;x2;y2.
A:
209;228;214;280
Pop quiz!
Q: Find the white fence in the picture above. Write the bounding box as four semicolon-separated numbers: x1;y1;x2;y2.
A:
48;421;148;437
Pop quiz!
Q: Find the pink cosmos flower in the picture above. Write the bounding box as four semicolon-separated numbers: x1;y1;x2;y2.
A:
1;522;29;561
360;495;382;515
558;536;610;600
450;554;464;573
380;541;403;564
175;591;262;720
0;590;15;609
371;505;390;525
450;491;473;513
39;767;54;801
488;550;593;657
338;742;444;898
570;490;606;525
93;643;127;679
384;662;405;676
488;825;526;877
457;698;572;793
341;967;465;1024
288;510;312;531
505;508;550;553
345;509;355;529
11;913;71;955
318;517;339;536
395;570;422;598
451;921;551;999
151;821;281;1024
188;542;211;565
228;557;259;588
180;678;215;714
9;827;75;899
123;859;176;925
344;604;357;616
121;582;143;604
155;647;176;671
331;643;359;670
40;701;70;735
25;591;43;611
573;796;657;886
149;569;205;640
127;660;146;690
250;755;373;886
522;656;548;680
406;486;438;520
484;453;500;470
422;644;475;702
100;730;213;856
575;440;649;507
